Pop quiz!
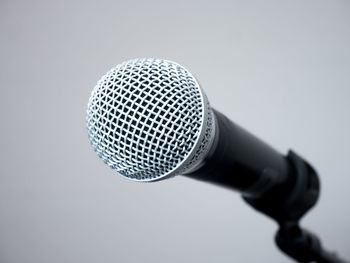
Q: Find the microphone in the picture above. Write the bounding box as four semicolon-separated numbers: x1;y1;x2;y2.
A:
86;58;294;198
86;58;348;263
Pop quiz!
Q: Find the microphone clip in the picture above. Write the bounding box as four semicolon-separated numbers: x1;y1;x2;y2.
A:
243;150;320;224
244;151;347;262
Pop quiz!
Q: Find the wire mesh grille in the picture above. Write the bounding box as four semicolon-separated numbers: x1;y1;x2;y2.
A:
86;58;211;181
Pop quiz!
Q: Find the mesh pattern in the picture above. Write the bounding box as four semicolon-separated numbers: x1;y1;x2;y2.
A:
180;101;214;174
86;58;208;181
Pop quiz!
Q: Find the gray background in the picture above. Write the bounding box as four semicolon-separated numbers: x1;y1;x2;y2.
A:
1;0;349;262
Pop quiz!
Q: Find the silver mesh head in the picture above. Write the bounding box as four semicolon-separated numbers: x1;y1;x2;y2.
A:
86;58;215;181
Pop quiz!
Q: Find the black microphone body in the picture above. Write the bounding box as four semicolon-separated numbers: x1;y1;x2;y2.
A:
186;109;320;223
186;109;294;199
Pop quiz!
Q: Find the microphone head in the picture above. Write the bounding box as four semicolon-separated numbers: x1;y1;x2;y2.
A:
86;58;215;181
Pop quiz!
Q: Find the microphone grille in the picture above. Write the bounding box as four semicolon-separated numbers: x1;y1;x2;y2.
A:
86;58;215;181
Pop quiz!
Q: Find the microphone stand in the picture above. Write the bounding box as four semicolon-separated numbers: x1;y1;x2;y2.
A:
243;151;348;263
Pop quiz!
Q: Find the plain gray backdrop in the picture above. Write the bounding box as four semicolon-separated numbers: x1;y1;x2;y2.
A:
0;0;349;262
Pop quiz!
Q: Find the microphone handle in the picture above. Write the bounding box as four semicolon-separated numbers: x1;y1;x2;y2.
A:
185;109;294;198
185;109;319;223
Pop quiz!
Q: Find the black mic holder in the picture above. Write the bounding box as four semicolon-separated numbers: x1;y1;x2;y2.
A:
243;151;347;263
